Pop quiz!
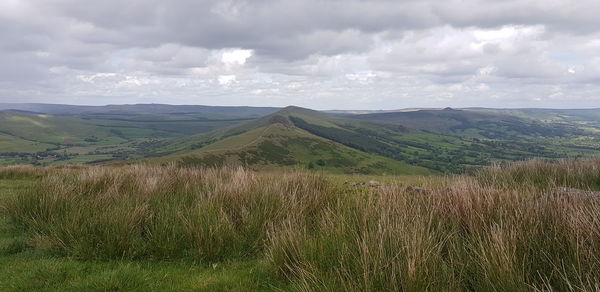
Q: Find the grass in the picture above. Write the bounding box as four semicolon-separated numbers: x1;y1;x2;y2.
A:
158;124;431;175
0;113;120;145
477;158;600;190
1;159;600;290
0;132;54;153
0;172;286;291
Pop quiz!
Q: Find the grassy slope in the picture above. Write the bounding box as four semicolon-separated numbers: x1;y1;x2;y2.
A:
347;108;600;164
349;108;579;139
0;113;121;145
0;106;285;166
2;105;600;173
158;106;593;174
0;133;54;153
0;112;254;166
152;122;431;175
285;107;593;172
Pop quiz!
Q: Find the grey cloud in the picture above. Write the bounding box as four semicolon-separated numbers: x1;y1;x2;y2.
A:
34;0;600;57
1;0;600;108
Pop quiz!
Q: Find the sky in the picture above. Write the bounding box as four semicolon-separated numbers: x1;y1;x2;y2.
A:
1;0;600;110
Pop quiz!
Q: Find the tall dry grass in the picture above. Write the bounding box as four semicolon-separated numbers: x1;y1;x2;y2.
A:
267;177;600;291
2;159;600;291
0;165;46;179
3;165;334;262
477;158;600;190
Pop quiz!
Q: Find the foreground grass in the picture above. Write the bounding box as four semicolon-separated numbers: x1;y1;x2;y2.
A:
1;160;600;291
0;174;285;291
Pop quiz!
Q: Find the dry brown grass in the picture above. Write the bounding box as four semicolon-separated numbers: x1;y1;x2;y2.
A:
2;159;600;291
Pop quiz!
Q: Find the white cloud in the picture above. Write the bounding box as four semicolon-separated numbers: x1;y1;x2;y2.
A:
218;74;237;86
221;49;253;67
345;71;377;83
1;0;600;109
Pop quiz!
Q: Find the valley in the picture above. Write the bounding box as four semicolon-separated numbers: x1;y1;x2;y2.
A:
1;103;599;174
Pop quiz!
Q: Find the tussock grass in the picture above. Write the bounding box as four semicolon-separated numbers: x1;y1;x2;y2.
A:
2;159;600;291
477;158;600;190
268;178;600;291
0;165;46;180
3;165;334;262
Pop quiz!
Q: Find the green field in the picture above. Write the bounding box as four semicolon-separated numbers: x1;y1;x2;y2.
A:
0;175;287;291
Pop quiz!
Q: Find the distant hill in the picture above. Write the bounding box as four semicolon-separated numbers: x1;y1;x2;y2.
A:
347;108;586;140
1;104;599;173
151;106;600;174
150;107;432;174
0;103;280;117
0;104;284;166
0;104;280;166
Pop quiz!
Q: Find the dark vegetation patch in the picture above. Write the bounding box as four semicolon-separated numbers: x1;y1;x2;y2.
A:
243;141;296;166
290;115;596;174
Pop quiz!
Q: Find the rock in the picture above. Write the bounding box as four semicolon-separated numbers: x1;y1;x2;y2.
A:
552;187;600;198
343;181;368;187
405;186;430;195
368;180;382;187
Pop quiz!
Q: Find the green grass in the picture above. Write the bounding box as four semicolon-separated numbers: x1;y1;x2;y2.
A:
1;160;600;291
156;124;431;175
477;158;600;190
0;175;286;291
0;113;120;145
0;133;54;153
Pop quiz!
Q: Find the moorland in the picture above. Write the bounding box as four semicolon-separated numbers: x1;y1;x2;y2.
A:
0;159;599;290
1;103;600;291
1;103;600;174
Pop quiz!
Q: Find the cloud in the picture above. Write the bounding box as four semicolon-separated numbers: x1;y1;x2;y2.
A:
0;0;600;109
221;49;252;66
218;75;237;86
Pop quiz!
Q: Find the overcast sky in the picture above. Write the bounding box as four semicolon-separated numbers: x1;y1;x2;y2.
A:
1;0;600;109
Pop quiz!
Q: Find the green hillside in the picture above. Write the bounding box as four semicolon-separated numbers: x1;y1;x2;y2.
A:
0;113;123;145
0;105;281;166
1;104;599;174
346;108;600;165
348;108;585;139
156;106;600;174
151;114;431;175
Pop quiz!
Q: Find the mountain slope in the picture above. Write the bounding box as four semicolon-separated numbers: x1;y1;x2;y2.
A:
2;104;599;173
347;108;586;139
154;106;600;174
0;105;282;166
151;112;431;175
153;106;473;173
